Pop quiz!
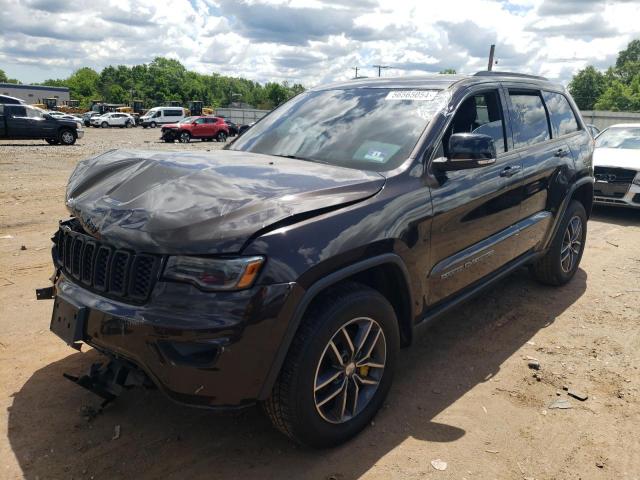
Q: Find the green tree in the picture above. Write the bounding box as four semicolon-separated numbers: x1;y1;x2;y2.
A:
0;68;21;84
568;66;607;110
439;68;457;74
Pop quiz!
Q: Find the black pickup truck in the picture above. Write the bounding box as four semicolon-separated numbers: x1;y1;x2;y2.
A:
0;103;84;145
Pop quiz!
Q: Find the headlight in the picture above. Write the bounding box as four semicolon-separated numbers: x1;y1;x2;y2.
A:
633;173;640;186
162;256;264;291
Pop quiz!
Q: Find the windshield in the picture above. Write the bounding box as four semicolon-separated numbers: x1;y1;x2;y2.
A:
596;126;640;150
230;88;450;171
179;116;194;124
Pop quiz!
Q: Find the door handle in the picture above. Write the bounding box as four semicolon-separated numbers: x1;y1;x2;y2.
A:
554;148;569;157
500;165;521;178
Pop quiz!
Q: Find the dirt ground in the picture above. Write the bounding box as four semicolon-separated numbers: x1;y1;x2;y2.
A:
1;127;639;480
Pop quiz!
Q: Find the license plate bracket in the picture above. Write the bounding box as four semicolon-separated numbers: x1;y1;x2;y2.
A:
50;296;88;345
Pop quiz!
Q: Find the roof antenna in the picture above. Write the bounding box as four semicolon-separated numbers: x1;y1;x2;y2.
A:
488;44;496;71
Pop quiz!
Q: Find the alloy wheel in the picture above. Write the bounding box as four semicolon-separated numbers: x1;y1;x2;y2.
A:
313;317;386;424
61;131;74;144
560;215;582;273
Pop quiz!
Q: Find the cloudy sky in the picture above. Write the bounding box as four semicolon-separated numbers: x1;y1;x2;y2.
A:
1;0;638;87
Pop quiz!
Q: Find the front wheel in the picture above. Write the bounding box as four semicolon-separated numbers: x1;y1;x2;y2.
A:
263;283;399;447
59;129;77;145
101;121;109;128
530;200;587;286
178;131;191;143
126;121;133;128
150;121;157;128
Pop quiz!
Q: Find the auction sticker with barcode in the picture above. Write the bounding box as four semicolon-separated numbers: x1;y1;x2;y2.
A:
385;90;438;101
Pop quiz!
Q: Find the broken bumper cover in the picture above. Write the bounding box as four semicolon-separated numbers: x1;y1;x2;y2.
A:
53;272;299;409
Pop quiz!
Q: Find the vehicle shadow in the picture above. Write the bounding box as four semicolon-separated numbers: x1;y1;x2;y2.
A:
591;205;640;226
7;268;587;480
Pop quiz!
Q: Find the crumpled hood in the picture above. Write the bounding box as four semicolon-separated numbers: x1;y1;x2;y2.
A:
66;149;385;254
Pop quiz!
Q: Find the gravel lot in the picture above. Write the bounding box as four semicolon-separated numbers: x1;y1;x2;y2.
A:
1;128;639;479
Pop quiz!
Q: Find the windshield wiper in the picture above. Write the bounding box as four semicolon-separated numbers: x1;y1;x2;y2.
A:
271;154;329;165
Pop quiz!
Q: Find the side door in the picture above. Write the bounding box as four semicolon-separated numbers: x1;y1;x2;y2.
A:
503;86;574;247
427;86;524;304
191;118;207;138
27;106;58;138
0;105;5;137
6;105;29;138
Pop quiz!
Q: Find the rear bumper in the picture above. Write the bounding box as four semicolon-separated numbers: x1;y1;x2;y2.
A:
53;272;301;409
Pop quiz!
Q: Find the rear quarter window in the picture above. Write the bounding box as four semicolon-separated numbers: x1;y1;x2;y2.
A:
508;91;550;149
542;91;579;137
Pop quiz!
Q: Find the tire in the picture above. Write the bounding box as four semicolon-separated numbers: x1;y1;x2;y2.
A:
59;129;77;146
101;121;108;128
126;121;133;128
530;200;587;286
263;283;399;447
45;138;59;145
150;121;157;128
142;125;148;129
178;131;191;143
216;131;227;142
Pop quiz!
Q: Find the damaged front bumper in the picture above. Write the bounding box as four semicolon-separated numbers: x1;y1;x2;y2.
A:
45;271;299;410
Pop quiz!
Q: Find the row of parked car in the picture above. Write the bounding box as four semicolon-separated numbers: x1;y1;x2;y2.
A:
80;106;254;142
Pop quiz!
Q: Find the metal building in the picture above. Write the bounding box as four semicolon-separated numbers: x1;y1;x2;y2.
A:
0;83;70;104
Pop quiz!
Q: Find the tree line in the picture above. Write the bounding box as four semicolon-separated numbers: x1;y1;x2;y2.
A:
568;39;640;112
2;58;305;110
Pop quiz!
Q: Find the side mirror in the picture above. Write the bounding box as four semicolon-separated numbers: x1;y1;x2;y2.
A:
434;133;497;171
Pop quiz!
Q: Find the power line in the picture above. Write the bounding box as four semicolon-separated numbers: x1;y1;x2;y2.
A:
372;65;391;77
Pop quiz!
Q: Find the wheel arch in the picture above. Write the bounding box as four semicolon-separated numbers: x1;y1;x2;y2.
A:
542;176;594;251
258;253;414;400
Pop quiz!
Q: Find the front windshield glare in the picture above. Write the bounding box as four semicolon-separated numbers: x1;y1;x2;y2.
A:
596;127;640;150
230;88;450;171
180;116;194;124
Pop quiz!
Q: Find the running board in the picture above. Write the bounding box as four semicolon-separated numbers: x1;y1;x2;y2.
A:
415;250;540;332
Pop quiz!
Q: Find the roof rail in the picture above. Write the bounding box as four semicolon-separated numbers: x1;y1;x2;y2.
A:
474;71;549;81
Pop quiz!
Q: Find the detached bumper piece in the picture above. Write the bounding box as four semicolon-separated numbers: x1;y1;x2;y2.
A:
63;358;151;408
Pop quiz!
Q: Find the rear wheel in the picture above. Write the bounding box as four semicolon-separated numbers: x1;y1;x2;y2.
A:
530;200;587;286
263;283;399;447
179;131;191;143
216;131;227;142
59;129;77;146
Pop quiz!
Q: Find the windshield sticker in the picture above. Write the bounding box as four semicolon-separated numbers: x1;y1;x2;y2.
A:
385;90;438;101
353;141;402;163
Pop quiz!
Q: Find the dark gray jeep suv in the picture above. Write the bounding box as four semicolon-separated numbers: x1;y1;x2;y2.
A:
40;71;593;447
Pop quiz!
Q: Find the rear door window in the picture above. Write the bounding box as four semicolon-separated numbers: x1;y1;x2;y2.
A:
508;91;551;148
542;91;579;137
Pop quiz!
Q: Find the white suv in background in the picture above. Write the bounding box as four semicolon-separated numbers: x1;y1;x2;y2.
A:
593;123;640;209
91;112;135;128
140;107;186;128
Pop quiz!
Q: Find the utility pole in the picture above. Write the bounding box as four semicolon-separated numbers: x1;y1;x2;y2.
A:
353;67;360;79
372;65;391;77
487;44;495;71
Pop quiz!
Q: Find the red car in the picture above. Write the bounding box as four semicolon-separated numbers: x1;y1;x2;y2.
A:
160;116;229;143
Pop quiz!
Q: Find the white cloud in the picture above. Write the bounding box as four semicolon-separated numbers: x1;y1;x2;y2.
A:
0;0;638;86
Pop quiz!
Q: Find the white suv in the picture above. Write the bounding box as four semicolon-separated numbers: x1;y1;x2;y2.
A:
593;123;640;209
91;112;135;128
